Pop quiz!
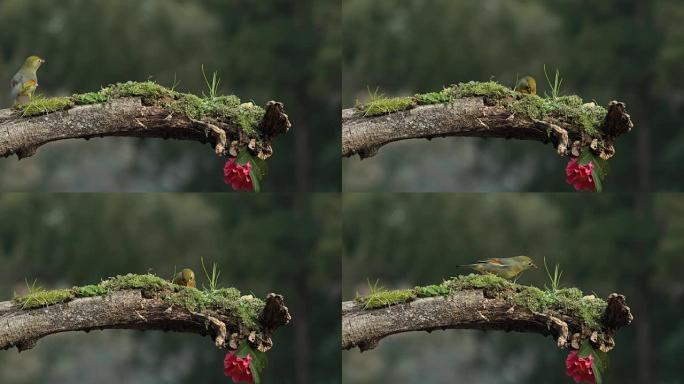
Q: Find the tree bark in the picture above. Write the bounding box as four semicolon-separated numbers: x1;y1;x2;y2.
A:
0;98;290;159
341;98;632;159
341;290;632;352
0;290;290;352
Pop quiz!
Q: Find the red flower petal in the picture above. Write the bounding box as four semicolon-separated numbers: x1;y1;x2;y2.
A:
223;157;254;191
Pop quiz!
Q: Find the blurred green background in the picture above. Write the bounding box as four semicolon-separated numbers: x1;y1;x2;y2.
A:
0;193;341;384
342;193;684;383
0;0;340;192
342;0;682;192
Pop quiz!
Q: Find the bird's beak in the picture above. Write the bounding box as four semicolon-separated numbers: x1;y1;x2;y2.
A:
41;59;46;64
531;263;538;269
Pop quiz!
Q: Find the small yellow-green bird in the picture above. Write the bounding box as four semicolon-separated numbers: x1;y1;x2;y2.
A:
10;55;46;106
460;256;537;280
172;268;196;288
514;76;536;95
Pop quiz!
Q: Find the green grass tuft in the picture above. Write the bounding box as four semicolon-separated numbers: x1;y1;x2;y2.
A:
22;96;74;116
15;287;74;309
357;87;415;116
357;288;415;309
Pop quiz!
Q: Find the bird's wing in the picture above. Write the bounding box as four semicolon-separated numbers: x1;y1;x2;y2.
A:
9;73;23;100
476;258;504;265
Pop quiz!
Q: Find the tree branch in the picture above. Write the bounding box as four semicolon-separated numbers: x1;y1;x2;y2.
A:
0;290;290;352
342;97;633;159
342;289;632;352
0;98;290;159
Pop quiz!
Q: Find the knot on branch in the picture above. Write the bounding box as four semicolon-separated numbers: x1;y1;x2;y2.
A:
259;293;291;334
601;101;633;140
260;101;291;139
602;293;633;330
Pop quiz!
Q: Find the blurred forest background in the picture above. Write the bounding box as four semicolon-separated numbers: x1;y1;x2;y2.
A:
343;0;683;192
0;193;341;384
0;0;340;192
342;193;684;383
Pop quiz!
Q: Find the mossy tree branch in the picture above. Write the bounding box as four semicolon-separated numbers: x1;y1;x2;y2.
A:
342;83;633;159
342;278;632;352
0;275;291;353
0;82;291;159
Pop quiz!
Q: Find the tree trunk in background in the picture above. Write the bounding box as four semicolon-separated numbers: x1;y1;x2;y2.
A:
633;0;656;382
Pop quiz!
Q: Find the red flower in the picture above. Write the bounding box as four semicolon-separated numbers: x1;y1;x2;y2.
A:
565;350;596;384
223;157;254;191
566;157;596;191
224;351;253;383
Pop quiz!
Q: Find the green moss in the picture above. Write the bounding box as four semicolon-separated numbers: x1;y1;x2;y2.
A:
14;288;73;309
415;90;451;105
511;286;606;328
73;284;108;297
356;288;416;309
358;81;607;137
358;96;415;116
446;273;514;291
16;80;266;140
100;273;172;291
101;80;174;100
414;283;450;297
449;81;515;99
166;93;264;137
165;286;264;329
13;273;266;332
507;94;607;137
22;96;74;116
72;92;108;105
359;274;607;329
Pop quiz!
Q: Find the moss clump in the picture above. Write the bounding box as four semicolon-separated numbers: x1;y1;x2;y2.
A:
359;274;606;329
415;90;452;105
358;96;415;116
13;273;265;332
507;94;607;137
17;81;266;139
22;96;74;117
100;80;174;100
511;286;606;328
358;81;607;136
73;284;108;297
100;273;171;291
164;286;264;329
446;273;514;291
356;288;416;309
15;288;74;309
166;93;264;137
414;283;451;297
449;81;515;99
73;92;108;105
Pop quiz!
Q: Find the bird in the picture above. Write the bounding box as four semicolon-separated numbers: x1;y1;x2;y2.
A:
10;55;46;106
460;256;537;280
172;268;196;288
514;75;537;95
